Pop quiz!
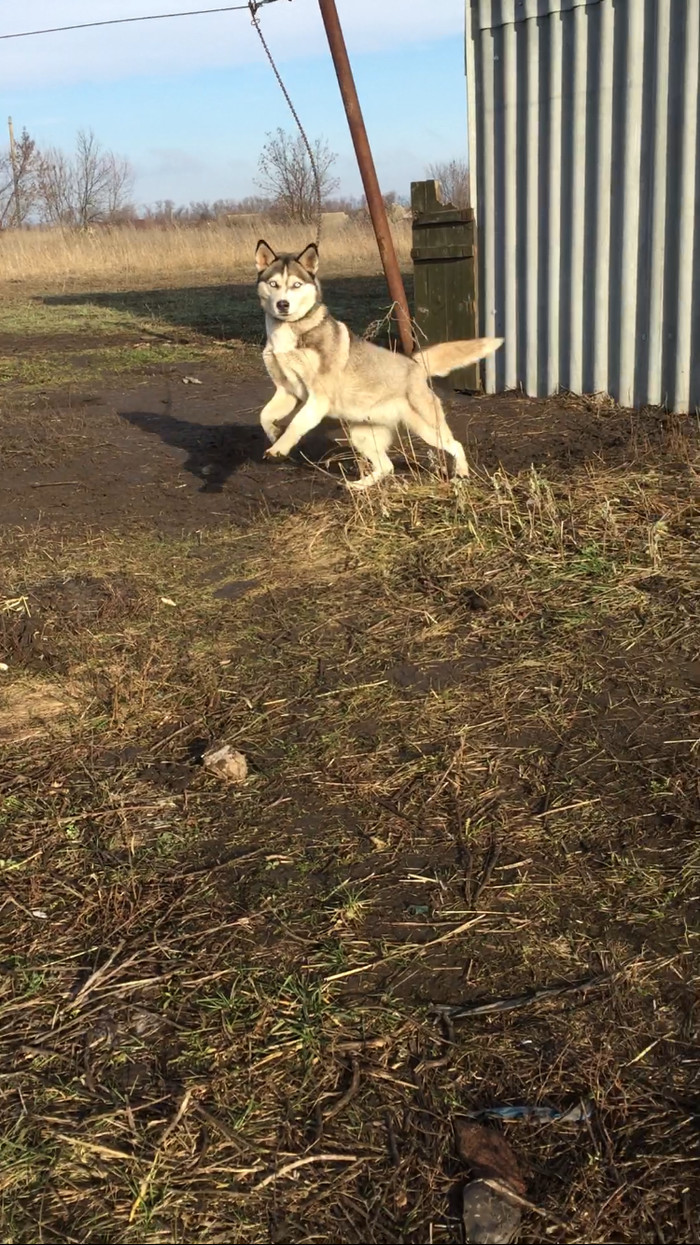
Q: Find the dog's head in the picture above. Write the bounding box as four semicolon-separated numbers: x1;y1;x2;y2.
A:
255;240;320;321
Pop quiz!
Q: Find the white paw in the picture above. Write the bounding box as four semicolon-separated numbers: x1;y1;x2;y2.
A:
345;473;388;492
264;443;287;459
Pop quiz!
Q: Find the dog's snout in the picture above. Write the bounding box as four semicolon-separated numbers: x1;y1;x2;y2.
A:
276;299;290;314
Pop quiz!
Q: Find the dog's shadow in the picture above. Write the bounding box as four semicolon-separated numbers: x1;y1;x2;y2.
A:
118;407;343;493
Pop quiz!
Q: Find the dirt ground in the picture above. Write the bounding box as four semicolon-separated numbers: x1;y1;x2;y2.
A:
0;353;687;533
0;282;699;1245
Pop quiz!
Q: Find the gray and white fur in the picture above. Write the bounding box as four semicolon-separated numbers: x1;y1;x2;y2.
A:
255;239;503;490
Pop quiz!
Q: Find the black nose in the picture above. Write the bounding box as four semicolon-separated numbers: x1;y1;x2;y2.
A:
276;299;290;313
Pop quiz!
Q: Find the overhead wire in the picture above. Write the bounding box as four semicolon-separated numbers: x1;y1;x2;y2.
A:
247;1;322;246
0;1;281;42
1;0;323;245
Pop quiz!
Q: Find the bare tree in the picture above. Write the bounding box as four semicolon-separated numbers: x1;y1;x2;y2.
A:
355;189;407;222
0;127;39;227
234;195;272;214
36;130;134;227
426;158;471;209
36;147;75;225
255;128;339;224
187;201;216;223
73;130;133;228
143;199;176;225
103;151;135;221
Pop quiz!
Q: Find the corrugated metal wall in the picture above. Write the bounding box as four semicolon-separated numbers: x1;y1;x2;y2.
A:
465;0;700;412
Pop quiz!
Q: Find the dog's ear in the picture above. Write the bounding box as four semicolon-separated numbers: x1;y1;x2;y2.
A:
255;239;277;273
296;242;319;276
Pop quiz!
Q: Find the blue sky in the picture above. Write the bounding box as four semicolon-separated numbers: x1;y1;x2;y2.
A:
0;0;468;208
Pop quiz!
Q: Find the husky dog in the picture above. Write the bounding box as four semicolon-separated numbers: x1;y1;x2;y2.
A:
255;239;503;490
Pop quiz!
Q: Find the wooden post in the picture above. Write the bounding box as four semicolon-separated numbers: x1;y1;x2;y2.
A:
411;180;478;390
8;116;22;228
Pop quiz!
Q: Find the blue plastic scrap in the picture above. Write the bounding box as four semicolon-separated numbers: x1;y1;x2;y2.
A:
467;1101;593;1124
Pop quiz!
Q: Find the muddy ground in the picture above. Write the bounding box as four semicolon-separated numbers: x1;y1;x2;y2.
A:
0;286;698;1245
1;355;688;533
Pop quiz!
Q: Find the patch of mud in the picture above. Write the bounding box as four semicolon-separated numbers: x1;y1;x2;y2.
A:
0;361;696;535
0;332;147;354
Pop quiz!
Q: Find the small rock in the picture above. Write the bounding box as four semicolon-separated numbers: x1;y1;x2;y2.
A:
182;375;203;385
202;743;248;784
462;1180;521;1244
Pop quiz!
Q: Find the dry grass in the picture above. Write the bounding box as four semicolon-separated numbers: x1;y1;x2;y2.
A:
0;218;412;287
0;680;86;743
0;422;698;1241
0;243;698;1240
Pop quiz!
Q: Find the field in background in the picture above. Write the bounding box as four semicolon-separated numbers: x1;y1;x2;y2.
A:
0;241;698;1244
0;218;412;286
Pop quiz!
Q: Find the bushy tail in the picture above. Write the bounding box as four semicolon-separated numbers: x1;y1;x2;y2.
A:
414;337;504;377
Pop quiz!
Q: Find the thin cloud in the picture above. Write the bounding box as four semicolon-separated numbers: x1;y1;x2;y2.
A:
0;0;464;89
143;147;210;176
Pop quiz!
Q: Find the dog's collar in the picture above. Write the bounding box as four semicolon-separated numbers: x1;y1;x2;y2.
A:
303;301;330;326
296;301;324;324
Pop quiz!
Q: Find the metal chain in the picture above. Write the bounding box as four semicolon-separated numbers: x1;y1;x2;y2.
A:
248;1;323;247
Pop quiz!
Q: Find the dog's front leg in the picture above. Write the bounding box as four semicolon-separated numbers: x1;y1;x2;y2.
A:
265;394;330;458
259;387;298;443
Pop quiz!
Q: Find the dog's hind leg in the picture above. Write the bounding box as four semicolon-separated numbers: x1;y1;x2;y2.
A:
345;424;394;491
405;387;469;478
260;387;298;443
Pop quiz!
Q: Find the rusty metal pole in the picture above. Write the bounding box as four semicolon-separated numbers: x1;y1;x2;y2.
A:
317;0;413;355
